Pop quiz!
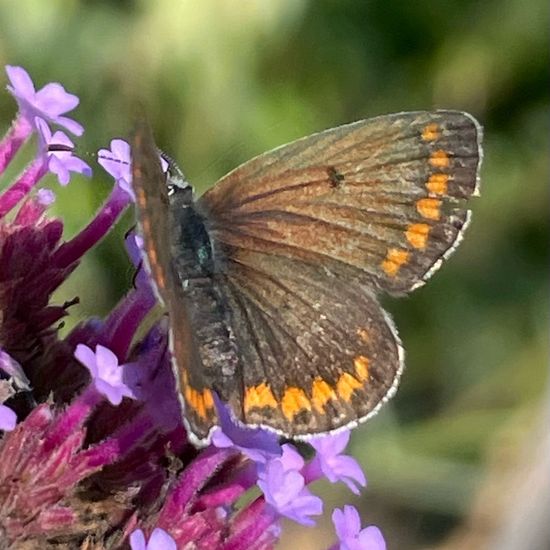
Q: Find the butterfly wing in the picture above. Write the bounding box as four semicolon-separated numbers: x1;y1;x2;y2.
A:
200;110;482;294
131;120;219;444
215;248;403;435
197;110;481;436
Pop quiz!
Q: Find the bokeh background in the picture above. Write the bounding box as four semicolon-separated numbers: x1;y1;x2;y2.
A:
0;1;548;548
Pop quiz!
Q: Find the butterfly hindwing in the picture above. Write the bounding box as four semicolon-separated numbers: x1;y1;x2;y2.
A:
215;246;403;436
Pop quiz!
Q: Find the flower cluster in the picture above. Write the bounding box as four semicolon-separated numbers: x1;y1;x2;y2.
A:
0;66;385;549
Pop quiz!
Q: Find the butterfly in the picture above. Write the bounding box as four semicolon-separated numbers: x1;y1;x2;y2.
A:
131;111;482;446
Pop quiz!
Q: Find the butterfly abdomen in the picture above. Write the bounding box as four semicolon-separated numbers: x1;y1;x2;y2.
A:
169;188;240;399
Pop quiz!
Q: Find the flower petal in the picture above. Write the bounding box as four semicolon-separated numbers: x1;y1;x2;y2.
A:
0;404;17;431
311;430;350;456
148;527;177;550
6;65;35;97
129;529;146;550
357;526;386;550
95;344;119;372
74;344;99;377
35;83;79;116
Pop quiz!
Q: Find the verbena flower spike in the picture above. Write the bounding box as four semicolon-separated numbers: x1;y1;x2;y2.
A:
0;65;385;549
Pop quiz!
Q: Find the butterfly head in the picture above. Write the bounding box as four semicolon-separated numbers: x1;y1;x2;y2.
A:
159;151;192;197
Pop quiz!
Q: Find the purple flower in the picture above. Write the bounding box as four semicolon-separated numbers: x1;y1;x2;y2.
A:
36;188;55;206
124;230;157;295
35;118;91;185
332;506;386;550
0;64;383;550
125;231;144;268
307;430;366;494
74;344;135;405
0;200;74;375
97;139;134;199
122;324;181;431
211;395;281;464
130;528;177;550
258;444;323;526
6;65;84;135
0;348;30;390
0;404;17;431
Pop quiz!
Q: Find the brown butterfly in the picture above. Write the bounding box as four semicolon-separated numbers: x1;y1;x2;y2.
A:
131;111;482;446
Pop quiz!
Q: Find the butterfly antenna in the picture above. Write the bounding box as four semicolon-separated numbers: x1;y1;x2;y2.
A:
47;143;75;153
47;143;132;168
96;151;131;166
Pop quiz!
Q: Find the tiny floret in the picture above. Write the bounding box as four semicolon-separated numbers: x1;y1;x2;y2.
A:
257;444;322;526
6;65;84;135
0;404;17;431
309;430;366;494
332;505;386;550
36;117;91;185
98;139;134;200
74;344;135;405
129;528;177;550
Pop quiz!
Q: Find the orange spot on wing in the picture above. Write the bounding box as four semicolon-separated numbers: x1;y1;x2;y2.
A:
203;389;214;410
311;378;336;413
336;373;362;402
381;248;410;277
244;383;278;412
185;386;214;420
416;198;441;220
184;386;198;415
281;387;311;421
354;355;370;381
196;395;206;420
155;271;166;291
426;173;449;196
429;150;450;168
180;370;189;384
136;188;147;208
422;123;440;141
406;223;430;249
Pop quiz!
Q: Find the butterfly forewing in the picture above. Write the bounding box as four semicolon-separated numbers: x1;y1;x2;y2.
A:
131;120;219;444
200;111;481;294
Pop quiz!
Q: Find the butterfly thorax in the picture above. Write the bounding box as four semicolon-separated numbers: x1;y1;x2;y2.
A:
168;186;214;279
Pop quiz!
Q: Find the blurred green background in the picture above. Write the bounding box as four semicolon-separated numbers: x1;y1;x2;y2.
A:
0;1;548;548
